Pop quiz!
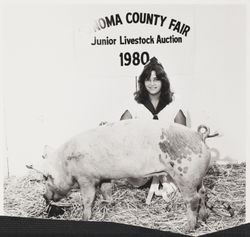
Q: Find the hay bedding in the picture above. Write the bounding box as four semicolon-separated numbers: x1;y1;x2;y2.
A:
4;162;245;235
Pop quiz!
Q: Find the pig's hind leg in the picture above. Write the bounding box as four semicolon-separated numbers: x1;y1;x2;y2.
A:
172;175;201;232
180;187;200;232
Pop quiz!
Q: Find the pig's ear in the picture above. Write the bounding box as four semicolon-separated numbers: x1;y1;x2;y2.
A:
42;145;54;159
26;164;47;178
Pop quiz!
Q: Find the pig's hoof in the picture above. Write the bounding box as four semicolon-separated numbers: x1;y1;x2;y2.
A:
82;211;91;221
200;212;209;222
183;223;196;234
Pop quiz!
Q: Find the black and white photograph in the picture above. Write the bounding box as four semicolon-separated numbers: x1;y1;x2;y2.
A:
0;0;249;236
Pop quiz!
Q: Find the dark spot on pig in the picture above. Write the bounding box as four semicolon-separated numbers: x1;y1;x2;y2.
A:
170;161;174;167
178;167;183;172
159;142;168;153
197;182;202;192
177;159;182;164
67;156;72;161
170;155;177;161
67;152;82;161
190;197;199;211
180;154;185;159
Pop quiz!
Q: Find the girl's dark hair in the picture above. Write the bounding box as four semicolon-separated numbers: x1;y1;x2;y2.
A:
134;57;173;105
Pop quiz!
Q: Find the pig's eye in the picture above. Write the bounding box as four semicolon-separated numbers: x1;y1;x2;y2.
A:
43;175;48;181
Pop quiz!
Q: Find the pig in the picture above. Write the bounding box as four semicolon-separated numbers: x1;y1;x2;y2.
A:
41;119;213;231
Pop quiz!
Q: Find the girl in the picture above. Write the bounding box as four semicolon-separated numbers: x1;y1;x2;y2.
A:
121;57;186;124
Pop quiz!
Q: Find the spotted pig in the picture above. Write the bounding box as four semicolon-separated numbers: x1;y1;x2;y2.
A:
41;119;212;231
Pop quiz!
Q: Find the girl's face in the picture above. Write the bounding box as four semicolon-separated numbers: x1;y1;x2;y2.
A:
144;70;162;96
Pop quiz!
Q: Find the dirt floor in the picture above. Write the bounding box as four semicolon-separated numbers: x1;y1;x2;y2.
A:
4;162;246;236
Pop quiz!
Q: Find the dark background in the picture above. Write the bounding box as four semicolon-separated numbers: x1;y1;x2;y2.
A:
0;216;249;237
